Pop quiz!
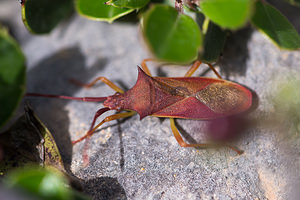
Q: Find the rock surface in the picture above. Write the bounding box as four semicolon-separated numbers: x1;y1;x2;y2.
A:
1;0;300;199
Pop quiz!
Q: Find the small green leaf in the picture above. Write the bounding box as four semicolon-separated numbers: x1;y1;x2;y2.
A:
21;0;73;34
0;27;26;128
76;0;134;23
200;21;227;63
107;0;150;9
251;1;300;50
142;4;202;63
200;0;254;29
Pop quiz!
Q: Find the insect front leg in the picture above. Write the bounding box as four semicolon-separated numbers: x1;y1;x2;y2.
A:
73;109;135;167
72;107;110;144
169;118;243;155
71;76;124;94
72;110;136;144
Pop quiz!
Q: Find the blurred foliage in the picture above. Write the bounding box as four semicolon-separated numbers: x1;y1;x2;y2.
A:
272;75;300;134
3;167;90;200
22;0;73;34
0;26;26;128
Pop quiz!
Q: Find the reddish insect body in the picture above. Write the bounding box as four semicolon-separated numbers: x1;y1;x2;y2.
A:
27;60;252;154
105;67;251;119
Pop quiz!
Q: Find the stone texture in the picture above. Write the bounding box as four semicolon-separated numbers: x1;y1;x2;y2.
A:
1;0;300;199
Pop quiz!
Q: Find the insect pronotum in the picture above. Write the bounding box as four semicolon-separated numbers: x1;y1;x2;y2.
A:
26;59;252;154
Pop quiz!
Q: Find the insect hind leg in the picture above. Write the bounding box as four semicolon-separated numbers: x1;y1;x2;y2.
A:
70;76;124;94
169;118;243;155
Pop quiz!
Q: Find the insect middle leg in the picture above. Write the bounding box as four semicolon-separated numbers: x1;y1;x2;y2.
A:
71;77;124;94
185;60;222;79
72;110;136;144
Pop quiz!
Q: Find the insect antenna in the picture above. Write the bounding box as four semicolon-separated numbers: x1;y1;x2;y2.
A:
25;93;107;102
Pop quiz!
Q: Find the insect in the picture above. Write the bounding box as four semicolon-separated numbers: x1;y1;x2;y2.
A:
27;59;252;154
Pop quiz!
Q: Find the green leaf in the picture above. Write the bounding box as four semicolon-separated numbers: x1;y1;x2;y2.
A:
200;0;254;29
251;1;300;50
76;0;134;23
200;21;227;63
142;4;202;63
21;0;73;34
0;27;26;128
107;0;150;9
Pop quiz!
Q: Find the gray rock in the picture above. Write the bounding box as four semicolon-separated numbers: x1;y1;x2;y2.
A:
1;0;299;199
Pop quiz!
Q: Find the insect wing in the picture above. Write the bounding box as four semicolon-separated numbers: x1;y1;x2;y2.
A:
151;78;252;119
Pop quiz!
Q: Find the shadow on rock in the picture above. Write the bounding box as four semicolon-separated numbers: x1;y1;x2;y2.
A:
219;26;254;78
83;177;127;200
26;46;108;169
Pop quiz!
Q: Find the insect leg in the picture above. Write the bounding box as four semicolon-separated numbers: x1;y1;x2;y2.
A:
141;58;154;76
169;118;243;154
184;60;202;77
184;61;223;79
72;110;136;144
206;63;222;79
71;77;124;94
170;118;210;148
